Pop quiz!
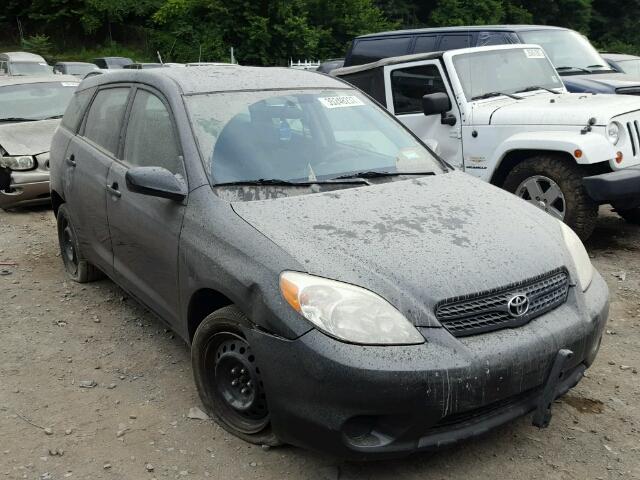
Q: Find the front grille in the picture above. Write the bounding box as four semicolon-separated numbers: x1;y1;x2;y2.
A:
435;268;569;337
626;120;640;158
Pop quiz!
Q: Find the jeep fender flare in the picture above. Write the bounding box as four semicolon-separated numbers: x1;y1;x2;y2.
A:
489;131;616;185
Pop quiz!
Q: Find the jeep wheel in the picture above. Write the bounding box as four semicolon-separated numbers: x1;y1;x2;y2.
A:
191;305;280;447
616;207;640;224
56;204;103;283
502;154;598;240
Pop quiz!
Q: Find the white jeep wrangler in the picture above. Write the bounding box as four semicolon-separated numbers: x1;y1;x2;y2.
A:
333;44;640;240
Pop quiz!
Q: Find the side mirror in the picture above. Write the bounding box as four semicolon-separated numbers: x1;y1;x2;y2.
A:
125;166;187;202
422;92;457;126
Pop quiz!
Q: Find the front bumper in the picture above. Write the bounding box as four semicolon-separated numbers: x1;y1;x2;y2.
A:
583;166;640;209
247;273;609;459
0;168;50;209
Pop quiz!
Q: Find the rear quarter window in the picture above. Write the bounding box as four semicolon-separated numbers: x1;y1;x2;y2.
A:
438;34;472;50
349;37;412;65
61;88;95;133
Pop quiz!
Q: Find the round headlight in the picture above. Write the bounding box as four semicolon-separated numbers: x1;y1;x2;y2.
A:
607;122;620;145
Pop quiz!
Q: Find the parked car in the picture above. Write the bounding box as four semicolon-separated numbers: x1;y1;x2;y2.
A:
92;57;133;69
53;61;100;77
0;75;79;209
333;44;640;239
123;62;164;69
49;66;608;458
602;53;640;76
343;25;640;95
0;52;51;76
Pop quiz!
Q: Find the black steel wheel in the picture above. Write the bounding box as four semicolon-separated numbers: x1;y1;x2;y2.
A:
56;204;102;283
191;306;280;446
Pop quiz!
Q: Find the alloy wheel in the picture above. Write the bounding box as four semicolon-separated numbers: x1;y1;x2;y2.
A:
516;175;566;220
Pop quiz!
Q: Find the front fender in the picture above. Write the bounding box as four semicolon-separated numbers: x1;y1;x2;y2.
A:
492;130;616;167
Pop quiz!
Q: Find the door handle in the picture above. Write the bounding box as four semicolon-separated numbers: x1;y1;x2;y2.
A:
65;154;76;167
106;182;121;198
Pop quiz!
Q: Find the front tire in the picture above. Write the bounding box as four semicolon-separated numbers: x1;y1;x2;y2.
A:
56;204;103;282
191;305;280;446
502;154;598;240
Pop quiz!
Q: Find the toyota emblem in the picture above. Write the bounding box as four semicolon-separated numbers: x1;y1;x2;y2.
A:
507;294;529;317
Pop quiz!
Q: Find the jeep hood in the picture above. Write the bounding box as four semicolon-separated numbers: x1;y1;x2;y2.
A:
231;172;573;327
471;93;640;126
0;119;60;156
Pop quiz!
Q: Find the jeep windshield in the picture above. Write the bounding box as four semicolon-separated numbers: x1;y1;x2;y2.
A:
453;47;564;102
0;81;79;122
186;89;444;187
519;30;615;75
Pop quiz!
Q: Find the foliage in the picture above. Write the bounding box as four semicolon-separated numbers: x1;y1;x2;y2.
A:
0;0;638;63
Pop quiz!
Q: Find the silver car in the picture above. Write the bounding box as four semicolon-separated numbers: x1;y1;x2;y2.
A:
0;75;79;209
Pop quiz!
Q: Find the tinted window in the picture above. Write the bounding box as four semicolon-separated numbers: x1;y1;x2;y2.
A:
413;36;437;54
61;88;95;132
93;59;107;69
477;32;511;46
123;90;182;174
350;37;412;65
83;88;130;155
391;65;447;114
439;35;472;51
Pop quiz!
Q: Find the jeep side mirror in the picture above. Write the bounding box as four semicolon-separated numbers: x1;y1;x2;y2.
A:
125;166;187;202
422;92;457;126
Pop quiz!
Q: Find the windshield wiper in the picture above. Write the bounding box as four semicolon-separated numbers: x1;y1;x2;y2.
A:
0;117;38;122
514;86;560;94
556;66;592;73
332;171;435;180
586;64;613;70
214;178;369;187
40;115;64;120
471;91;522;101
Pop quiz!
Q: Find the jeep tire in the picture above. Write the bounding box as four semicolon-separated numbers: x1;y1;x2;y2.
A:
502;154;598;241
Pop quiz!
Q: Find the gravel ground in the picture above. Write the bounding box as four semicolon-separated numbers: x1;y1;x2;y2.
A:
1;206;639;480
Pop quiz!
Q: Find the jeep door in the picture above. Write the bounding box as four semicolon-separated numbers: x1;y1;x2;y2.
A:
383;60;463;168
61;85;132;274
105;86;186;325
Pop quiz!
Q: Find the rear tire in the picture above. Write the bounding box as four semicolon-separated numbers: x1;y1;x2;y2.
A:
616;207;640;224
191;305;281;447
56;204;103;282
502;154;598;241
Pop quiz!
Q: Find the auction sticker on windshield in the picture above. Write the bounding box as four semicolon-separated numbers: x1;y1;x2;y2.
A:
318;95;365;108
524;48;545;59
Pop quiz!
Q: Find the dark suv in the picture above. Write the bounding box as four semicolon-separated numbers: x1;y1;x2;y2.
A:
344;25;640;95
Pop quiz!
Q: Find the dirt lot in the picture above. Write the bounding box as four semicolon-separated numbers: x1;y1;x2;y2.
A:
1;206;639;480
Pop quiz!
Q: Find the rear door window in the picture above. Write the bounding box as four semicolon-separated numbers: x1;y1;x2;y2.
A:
413;36;438;54
391;64;447;115
350;37;412;65
438;34;472;51
82;87;130;155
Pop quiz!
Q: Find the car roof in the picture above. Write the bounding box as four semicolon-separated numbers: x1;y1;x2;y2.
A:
81;65;349;95
601;53;640;61
0;51;47;62
355;24;568;39
0;75;79;86
333;51;444;75
56;61;95;66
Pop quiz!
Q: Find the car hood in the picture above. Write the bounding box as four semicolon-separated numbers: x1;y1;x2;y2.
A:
0;119;60;156
471;92;640;126
562;72;640;93
231;172;572;327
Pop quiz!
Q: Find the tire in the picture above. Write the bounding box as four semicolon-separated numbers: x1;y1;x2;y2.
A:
56;204;103;282
616;207;640;224
502;154;598;241
191;305;280;446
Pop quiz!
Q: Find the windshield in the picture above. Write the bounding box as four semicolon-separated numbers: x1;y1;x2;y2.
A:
186;89;443;185
453;47;564;101
10;61;51;76
519;30;613;73
66;64;98;75
617;59;640;76
0;81;79;121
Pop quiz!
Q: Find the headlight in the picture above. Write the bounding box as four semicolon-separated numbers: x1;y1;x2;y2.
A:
0;155;35;171
560;222;594;291
606;122;620;145
280;271;424;345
